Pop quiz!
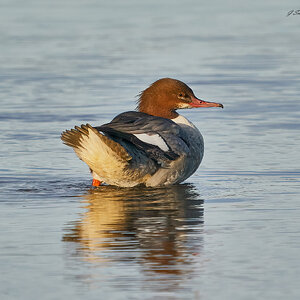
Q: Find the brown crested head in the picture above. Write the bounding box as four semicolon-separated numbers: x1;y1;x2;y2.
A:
137;78;223;119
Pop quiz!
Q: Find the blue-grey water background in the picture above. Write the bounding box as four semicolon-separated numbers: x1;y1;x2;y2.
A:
1;0;300;299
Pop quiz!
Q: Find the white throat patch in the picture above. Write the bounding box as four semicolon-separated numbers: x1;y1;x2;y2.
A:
172;115;195;128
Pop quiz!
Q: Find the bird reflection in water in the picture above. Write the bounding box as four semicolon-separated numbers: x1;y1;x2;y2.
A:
63;183;204;278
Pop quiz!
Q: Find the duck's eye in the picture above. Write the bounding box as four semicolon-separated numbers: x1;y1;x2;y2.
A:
178;93;190;102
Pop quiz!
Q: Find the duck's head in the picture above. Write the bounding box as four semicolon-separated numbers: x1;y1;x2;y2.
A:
137;78;223;119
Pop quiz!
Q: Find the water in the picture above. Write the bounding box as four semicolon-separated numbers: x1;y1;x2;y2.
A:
1;0;300;299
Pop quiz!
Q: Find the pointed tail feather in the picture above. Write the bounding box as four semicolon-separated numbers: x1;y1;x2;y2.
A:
61;124;131;180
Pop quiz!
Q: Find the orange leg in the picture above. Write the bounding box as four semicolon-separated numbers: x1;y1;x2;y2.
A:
92;179;101;187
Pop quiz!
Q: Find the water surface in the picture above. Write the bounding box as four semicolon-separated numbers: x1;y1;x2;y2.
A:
1;0;300;299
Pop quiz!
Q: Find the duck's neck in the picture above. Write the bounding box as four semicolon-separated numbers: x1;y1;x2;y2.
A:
138;106;179;119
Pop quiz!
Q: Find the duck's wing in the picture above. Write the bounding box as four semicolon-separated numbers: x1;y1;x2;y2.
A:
96;111;191;167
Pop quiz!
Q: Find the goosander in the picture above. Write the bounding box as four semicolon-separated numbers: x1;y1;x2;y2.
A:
61;78;223;187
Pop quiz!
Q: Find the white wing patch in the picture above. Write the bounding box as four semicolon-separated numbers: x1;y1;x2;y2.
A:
134;133;169;151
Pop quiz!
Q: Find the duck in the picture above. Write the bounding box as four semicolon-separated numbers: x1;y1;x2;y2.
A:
61;78;223;187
